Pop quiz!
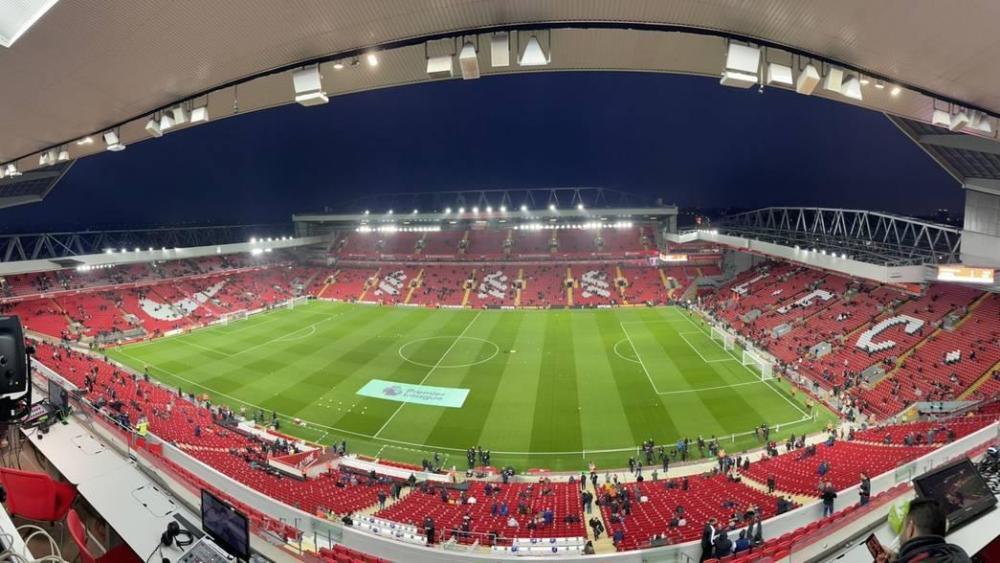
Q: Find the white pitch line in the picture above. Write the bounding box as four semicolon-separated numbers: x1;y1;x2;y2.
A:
672;308;811;418
676;332;736;363
373;311;483;438
619;322;661;394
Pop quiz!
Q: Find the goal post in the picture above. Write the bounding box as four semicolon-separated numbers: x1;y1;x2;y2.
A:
710;325;735;351
741;348;774;381
220;310;248;325
284;296;309;310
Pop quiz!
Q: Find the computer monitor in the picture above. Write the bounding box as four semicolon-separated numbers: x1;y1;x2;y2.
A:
913;457;997;531
48;379;67;412
200;490;249;561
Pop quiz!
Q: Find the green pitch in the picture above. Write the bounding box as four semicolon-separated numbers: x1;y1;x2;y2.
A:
107;301;834;471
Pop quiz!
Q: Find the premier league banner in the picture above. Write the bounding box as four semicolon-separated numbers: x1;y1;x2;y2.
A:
356;379;470;408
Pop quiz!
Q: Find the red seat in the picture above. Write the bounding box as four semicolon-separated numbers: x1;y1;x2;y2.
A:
67;509;142;563
0;467;77;522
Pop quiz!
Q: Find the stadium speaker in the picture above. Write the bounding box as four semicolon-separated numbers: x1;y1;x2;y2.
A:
822;67;844;94
795;64;820;95
0;316;31;423
932;109;951;128
766;63;794;86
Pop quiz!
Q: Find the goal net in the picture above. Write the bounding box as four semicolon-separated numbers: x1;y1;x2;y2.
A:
742;348;774;381
710;326;735;351
284;296;309;309
220;310;248;325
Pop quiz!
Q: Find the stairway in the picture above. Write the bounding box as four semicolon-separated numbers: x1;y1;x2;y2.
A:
403;269;424;305
565;266;574;307
514;268;525;307
615;265;629;305
461;268;476;307
358;268;381;301
316;270;340;299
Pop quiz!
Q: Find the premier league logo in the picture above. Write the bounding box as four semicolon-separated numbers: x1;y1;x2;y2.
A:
383;384;403;397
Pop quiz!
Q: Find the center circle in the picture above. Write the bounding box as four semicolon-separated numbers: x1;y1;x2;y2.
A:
398;336;500;368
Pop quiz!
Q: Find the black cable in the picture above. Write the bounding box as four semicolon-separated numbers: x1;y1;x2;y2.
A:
144;544;162;563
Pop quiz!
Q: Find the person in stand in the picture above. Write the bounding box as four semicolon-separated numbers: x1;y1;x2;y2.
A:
880;498;970;563
589;516;604;539
859;472;871;506
700;517;717;562
713;528;733;558
820;482;837;518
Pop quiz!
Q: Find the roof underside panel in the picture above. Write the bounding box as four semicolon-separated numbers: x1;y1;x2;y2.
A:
0;160;73;209
4;0;1000;169
889;116;1000;183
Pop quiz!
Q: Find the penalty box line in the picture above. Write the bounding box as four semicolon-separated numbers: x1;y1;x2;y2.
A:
620;322;761;396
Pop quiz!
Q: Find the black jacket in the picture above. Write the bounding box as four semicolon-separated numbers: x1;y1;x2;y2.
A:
896;535;971;563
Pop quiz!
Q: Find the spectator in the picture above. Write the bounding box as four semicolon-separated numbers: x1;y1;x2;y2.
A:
713;528;733;558
859;472;871;506
888;498;970;563
734;530;751;553
700;517;717;562
821;482;837;518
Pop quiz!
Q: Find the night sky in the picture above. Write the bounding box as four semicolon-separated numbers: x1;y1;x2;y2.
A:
1;71;961;232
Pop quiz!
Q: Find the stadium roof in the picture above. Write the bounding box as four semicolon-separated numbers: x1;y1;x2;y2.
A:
4;1;1000;182
890;116;1000;192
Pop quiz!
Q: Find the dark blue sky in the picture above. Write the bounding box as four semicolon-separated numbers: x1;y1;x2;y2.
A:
2;71;961;232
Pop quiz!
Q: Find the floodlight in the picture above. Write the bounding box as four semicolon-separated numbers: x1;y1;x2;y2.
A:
367;53;379;67
333;62;344;70
874;80;885;89
520;204;528;212
576;203;584;211
459;42;480;79
57;149;70;162
103;131;126;152
491;32;510;67
426;55;454;78
170;105;188;126
972;112;994;134
486;206;492;213
5;164;20;177
548;203;556;211
412;209;418;214
840;76;863;101
472;206;479;213
766;63;793;86
458;207;465;213
364;210;370;215
822;68;844;93
932;109;951;128
518;35;550;66
159;112;176;131
949;110;971;132
190;105;210;124
76;137;94;145
795;64;820;95
890;86;901;97
500;205;507;213
720;43;760;88
444;207;451;214
387;209;393;215
293;65;329;106
145;117;163;138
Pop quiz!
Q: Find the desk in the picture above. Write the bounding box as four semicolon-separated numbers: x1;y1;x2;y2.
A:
0;501;31;560
23;415;200;559
23;422;124;483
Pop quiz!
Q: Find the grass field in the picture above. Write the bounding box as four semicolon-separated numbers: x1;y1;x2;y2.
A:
107;301;835;471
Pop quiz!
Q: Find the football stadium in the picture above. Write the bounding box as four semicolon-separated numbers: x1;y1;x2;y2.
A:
2;3;1000;563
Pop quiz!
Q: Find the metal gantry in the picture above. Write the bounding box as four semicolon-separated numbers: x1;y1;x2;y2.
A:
0;224;291;263
716;207;962;266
